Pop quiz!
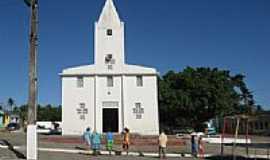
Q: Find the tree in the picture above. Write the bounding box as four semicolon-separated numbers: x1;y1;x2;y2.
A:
159;67;254;131
7;98;15;112
18;105;28;124
37;104;61;121
231;74;255;114
16;104;62;124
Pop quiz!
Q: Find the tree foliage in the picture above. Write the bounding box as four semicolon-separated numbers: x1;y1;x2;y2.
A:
7;98;15;112
37;104;62;121
159;67;255;131
14;104;61;123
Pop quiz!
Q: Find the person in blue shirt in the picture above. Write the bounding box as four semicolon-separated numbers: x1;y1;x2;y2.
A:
91;130;101;156
106;130;114;155
83;127;92;150
191;134;197;157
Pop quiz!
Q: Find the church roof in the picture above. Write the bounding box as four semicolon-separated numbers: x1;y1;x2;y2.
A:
60;64;158;76
97;0;121;27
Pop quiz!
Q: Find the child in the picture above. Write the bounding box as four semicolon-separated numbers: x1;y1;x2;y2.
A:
106;130;114;155
122;127;130;155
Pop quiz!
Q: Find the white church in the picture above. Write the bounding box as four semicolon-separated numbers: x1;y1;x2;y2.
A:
60;0;159;135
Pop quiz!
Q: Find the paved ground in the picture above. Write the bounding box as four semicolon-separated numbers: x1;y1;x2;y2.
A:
0;149;189;160
0;148;21;160
36;152;186;160
1;131;270;160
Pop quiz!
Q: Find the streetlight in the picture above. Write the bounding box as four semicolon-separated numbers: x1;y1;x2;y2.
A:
24;0;38;159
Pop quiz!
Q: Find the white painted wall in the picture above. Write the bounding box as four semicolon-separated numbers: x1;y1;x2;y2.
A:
62;74;159;135
95;22;125;68
96;76;123;133
62;76;95;135
123;76;159;135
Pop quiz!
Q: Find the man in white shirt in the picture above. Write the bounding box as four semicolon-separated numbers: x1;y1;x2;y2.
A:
158;131;168;159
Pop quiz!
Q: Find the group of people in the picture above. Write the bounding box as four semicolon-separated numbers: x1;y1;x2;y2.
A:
82;128;203;159
82;127;130;156
191;134;204;157
158;131;205;159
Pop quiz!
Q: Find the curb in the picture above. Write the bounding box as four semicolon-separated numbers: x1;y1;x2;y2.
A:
0;145;209;158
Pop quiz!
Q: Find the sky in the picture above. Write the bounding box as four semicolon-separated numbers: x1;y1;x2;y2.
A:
0;0;269;109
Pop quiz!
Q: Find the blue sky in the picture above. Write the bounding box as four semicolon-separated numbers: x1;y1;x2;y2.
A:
0;0;269;108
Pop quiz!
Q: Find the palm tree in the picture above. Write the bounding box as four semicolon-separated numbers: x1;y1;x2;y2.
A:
7;98;15;112
232;74;255;115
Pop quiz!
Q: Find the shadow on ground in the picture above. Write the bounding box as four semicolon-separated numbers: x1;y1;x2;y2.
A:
0;139;26;159
206;155;269;160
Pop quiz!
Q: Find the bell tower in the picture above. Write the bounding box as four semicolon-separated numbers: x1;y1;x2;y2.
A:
94;0;125;69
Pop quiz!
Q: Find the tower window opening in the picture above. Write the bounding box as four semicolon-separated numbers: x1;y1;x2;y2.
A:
77;76;84;88
105;54;113;63
136;76;143;87
107;29;113;36
107;76;114;87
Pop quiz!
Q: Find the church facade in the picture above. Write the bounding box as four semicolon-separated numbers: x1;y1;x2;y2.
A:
60;0;159;135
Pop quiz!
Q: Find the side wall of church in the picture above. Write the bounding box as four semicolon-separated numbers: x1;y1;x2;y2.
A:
62;76;95;135
123;75;159;135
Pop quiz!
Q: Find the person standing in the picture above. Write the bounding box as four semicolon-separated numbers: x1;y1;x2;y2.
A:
83;127;92;150
106;130;114;155
191;134;197;157
91;130;101;156
122;127;130;155
158;131;168;159
198;136;205;159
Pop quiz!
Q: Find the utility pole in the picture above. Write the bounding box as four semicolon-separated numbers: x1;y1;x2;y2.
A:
28;0;38;125
26;0;38;159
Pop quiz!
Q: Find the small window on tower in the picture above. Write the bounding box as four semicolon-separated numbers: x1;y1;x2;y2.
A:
136;76;143;87
107;29;113;36
77;76;84;88
107;76;114;87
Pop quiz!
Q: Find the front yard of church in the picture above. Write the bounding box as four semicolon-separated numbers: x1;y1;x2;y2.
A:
1;132;270;160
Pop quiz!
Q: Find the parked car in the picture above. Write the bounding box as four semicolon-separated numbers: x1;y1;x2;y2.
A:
37;125;62;135
37;125;51;134
6;123;20;131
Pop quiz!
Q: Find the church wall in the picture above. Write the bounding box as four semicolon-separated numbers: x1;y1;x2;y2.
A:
95;76;123;133
62;76;95;135
123;75;159;135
